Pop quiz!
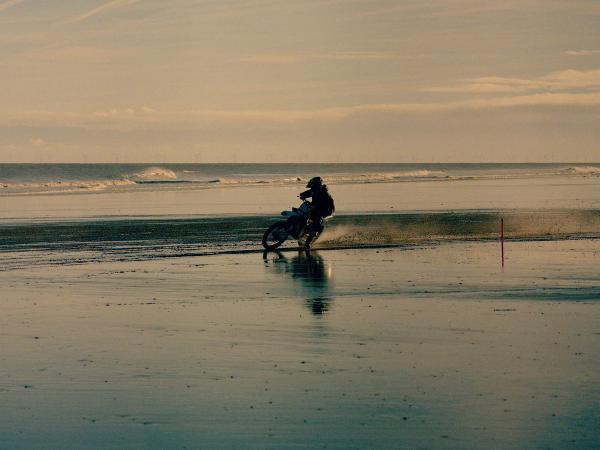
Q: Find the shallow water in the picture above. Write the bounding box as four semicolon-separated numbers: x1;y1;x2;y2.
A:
1;242;599;448
2;210;599;271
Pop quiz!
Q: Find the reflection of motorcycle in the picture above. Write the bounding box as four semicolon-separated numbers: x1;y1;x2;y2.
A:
262;250;332;315
262;201;331;250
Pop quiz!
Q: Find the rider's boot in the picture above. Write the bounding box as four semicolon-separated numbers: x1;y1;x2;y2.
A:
304;233;314;250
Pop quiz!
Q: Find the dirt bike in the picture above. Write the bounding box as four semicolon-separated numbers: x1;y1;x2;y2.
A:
262;200;331;250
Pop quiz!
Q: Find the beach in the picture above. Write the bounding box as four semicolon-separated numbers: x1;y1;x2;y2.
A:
2;239;599;449
1;163;600;448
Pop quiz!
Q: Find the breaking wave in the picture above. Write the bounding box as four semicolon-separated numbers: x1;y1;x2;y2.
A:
128;166;178;180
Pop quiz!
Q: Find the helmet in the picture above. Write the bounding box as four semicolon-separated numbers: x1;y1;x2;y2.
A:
306;176;323;189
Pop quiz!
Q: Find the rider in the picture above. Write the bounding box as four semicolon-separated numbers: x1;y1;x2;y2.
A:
299;176;335;248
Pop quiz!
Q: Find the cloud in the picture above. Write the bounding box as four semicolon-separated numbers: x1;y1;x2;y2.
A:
564;50;600;57
67;0;140;24
427;69;600;93
93;106;155;117
353;0;600;19
29;137;45;146
4;92;600;131
428;83;526;94
238;51;429;64
0;0;24;13
24;46;130;63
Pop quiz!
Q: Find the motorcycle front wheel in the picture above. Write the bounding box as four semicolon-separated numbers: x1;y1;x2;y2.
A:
262;221;289;250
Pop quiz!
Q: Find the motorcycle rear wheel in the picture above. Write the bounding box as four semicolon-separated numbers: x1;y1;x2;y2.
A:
262;221;289;250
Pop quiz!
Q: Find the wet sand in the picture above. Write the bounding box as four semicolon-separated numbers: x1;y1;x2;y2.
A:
1;240;599;448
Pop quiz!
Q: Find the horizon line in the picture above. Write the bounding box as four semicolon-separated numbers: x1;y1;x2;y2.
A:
1;161;599;165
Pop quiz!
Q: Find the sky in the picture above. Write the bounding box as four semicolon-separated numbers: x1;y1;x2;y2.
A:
0;0;599;162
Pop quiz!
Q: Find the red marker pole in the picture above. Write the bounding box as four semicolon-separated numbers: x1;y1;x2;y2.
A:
501;217;504;267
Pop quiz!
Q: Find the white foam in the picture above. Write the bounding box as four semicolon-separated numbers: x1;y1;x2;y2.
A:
395;169;448;178
324;170;448;184
0;179;136;194
208;178;276;185
130;166;178;179
562;166;600;175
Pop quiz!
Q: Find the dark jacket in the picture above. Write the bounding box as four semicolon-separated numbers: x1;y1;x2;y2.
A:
300;185;335;217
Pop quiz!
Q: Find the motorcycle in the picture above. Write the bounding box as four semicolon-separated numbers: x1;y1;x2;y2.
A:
262;200;331;250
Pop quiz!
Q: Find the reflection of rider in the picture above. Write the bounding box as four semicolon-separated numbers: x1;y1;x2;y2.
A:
263;250;332;315
299;177;335;248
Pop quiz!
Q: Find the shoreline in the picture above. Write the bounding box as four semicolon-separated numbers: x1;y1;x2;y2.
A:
2;175;599;221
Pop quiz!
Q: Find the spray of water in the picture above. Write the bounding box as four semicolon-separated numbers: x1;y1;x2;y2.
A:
315;210;600;248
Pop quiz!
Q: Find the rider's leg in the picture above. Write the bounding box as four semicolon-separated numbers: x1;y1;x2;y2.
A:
304;234;313;249
304;214;324;248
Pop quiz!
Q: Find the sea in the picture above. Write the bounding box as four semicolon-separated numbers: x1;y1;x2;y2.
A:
1;163;600;270
2;163;600;196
